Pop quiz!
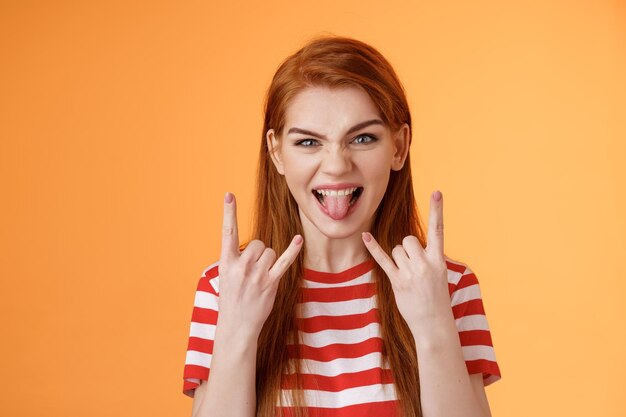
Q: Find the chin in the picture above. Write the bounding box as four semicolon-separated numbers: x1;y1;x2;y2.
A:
317;224;362;240
299;208;370;241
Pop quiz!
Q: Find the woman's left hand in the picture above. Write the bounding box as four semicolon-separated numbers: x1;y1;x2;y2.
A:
362;190;454;334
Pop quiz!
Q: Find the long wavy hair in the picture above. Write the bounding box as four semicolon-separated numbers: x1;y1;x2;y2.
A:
252;35;427;417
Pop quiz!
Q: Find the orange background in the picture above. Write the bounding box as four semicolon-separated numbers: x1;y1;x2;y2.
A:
1;1;625;416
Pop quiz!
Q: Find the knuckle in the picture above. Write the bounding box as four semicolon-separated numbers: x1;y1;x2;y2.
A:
264;248;277;262
242;240;265;256
402;235;417;246
391;246;404;257
250;239;265;248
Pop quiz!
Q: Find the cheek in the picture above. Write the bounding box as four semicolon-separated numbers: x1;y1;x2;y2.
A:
357;154;392;180
374;171;392;198
282;164;313;199
283;154;316;182
359;158;392;197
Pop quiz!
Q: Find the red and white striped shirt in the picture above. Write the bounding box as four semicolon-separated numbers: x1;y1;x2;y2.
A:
182;258;501;416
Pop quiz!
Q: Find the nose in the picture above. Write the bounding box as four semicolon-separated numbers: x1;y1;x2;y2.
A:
320;144;352;176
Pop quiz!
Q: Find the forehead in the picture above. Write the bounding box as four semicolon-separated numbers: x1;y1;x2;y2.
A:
284;86;382;130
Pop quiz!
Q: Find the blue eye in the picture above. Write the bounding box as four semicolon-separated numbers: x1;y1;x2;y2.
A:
352;134;378;144
295;139;320;147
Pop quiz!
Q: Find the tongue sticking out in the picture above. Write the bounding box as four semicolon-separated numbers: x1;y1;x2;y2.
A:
324;195;352;220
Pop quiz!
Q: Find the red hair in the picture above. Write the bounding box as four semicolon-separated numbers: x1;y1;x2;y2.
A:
253;35;426;417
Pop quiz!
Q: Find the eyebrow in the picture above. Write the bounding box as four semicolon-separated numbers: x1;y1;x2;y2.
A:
286;119;384;139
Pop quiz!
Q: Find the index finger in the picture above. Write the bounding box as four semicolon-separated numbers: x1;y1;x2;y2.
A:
361;232;398;279
221;192;240;260
268;235;304;282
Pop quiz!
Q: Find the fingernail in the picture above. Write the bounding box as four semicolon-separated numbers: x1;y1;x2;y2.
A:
362;232;372;242
294;235;303;244
225;192;233;203
433;190;442;201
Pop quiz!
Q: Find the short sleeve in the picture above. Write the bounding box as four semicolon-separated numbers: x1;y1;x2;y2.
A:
182;262;220;397
447;260;501;386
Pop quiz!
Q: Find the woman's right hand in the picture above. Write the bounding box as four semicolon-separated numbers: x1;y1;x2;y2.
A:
216;192;303;337
191;192;301;417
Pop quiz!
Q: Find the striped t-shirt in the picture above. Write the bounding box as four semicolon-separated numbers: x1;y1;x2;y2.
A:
182;257;501;415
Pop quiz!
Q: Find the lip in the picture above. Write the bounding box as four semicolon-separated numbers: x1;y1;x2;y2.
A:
312;182;362;191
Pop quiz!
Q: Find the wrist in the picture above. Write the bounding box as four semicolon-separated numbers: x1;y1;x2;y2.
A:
214;315;262;347
410;312;460;353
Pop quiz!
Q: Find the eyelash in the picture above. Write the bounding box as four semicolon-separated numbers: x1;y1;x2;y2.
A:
295;134;378;147
353;134;378;144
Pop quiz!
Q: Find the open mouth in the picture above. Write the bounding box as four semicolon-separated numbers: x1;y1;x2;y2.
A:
312;186;364;207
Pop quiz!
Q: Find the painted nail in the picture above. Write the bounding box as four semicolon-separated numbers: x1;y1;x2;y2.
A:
225;192;233;203
433;190;442;201
362;232;372;242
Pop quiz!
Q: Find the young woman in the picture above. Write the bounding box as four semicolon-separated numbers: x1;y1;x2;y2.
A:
182;36;501;417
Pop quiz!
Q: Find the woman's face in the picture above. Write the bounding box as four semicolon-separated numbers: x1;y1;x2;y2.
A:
267;86;409;240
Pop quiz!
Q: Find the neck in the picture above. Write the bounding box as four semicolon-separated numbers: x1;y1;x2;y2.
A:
299;212;371;273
